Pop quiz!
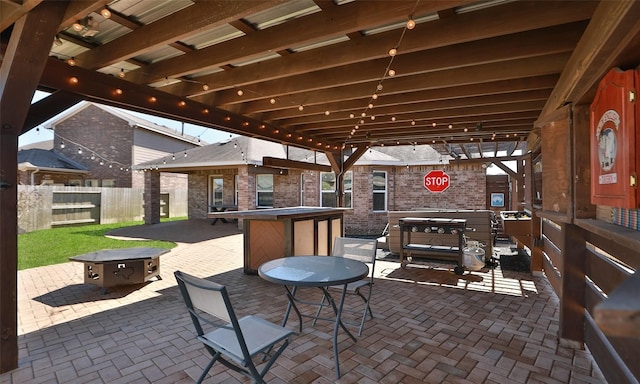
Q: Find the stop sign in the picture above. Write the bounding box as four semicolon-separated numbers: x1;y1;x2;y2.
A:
424;170;450;192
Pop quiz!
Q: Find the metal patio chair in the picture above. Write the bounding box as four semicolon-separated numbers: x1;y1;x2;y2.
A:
313;237;378;336
174;271;294;384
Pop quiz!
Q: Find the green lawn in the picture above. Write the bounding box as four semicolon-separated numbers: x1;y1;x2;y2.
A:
17;219;182;270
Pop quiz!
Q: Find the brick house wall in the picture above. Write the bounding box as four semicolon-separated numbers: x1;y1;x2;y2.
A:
178;159;486;236
55;105;134;187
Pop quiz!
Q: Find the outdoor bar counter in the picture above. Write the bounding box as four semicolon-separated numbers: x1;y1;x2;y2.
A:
208;207;344;274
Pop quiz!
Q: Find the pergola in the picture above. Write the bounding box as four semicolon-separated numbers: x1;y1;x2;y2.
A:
1;0;639;375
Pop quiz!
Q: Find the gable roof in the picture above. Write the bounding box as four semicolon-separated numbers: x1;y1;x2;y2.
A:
136;136;449;171
41;101;203;146
18;149;89;173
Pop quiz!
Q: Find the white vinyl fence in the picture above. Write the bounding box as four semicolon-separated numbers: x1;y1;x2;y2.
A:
17;185;187;233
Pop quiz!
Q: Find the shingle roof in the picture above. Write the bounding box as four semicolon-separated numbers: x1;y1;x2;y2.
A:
18;149;89;172
136;136;448;170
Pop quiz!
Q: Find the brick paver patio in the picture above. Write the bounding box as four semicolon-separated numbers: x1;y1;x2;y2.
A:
1;219;606;383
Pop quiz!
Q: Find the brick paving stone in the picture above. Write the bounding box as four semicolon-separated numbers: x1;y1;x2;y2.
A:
0;219;609;384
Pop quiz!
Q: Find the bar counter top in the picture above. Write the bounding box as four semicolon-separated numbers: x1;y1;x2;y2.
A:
207;206;346;221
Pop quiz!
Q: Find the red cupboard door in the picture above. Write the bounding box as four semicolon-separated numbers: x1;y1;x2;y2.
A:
590;67;638;208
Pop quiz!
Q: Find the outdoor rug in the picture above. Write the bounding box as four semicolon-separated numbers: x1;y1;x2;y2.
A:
494;245;531;272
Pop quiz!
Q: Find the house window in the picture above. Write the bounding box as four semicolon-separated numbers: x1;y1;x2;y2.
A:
209;176;223;206
68;179;82;186
320;171;352;208
372;171;387;211
102;179;116;187
84;179;99;187
256;174;273;208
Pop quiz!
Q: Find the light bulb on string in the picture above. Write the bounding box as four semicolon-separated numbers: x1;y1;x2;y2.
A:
406;18;416;30
118;68;125;78
67;57;76;66
388;48;397;57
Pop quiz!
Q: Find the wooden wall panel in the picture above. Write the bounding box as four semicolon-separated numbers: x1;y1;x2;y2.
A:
572;104;597;219
585;248;633;296
544;254;562;298
540;105;572;216
543;241;563;276
542;218;564;248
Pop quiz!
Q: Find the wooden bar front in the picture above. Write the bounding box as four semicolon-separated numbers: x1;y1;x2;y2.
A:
209;207;344;274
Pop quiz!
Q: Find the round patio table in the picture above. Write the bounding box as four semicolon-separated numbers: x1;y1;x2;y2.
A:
258;255;369;379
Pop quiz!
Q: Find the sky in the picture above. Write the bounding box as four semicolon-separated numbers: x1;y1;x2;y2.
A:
18;91;235;148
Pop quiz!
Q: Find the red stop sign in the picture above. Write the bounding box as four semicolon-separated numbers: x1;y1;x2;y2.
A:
424;170;450;192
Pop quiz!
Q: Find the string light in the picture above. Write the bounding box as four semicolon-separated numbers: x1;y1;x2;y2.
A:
67;57;76;66
118;68;125;78
100;8;112;18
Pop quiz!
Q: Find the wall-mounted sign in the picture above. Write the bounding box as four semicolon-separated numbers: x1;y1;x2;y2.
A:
424;170;450;193
491;193;505;207
590;67;639;208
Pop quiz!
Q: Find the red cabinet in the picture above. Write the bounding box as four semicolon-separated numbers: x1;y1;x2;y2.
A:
590;67;639;208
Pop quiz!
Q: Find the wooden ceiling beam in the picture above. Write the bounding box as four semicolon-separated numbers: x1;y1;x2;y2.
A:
165;5;592;96
130;1;473;85
276;89;551;128
251;74;558;118
210;22;583;108
0;0;41;32
541;0;640;116
75;1;281;70
38;57;341;152
60;0;110;31
262;156;331;172
159;0;592;98
211;52;570;116
295;100;544;133
22;90;83;134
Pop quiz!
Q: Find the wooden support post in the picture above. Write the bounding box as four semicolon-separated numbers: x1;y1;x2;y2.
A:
0;2;68;373
559;223;586;346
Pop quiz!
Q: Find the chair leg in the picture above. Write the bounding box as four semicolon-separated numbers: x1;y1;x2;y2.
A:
196;354;219;384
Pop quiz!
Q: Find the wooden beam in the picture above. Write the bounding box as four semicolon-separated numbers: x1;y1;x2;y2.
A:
214;22;583;108
492;161;517;178
160;0;591;98
132;1;473;86
540;0;640;117
0;2;67;373
22;90;83;134
38;57;342;152
343;146;368;172
75;1;281;70
262;156;331;172
0;0;41;32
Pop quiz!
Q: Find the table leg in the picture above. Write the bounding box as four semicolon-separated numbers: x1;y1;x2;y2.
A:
282;286;303;332
323;284;356;379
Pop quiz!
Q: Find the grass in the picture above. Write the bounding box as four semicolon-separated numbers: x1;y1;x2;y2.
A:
17;218;183;270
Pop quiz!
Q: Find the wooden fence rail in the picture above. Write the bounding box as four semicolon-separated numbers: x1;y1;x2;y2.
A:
17;185;187;233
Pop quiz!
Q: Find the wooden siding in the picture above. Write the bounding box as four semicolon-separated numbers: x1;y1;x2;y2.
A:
17;186;188;232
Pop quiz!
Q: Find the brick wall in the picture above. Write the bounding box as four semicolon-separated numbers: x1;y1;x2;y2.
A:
54;105;134;187
184;162;487;236
273;170;302;207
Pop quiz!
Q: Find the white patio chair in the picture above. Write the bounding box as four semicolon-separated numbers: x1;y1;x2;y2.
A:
174;271;294;384
313;237;378;336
